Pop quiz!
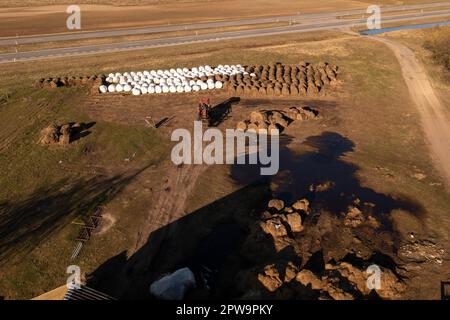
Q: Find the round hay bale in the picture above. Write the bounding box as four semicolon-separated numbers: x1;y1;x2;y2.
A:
307;83;319;95
274;86;282;96
236;86;245;95
315;79;323;88
247;123;258;132
236;121;247;131
274;117;288;129
257;121;268;134
290;84;299;95
285;107;300;120
250;111;266;124
58;124;71;145
321;71;330;85
325;65;336;80
300;86;307;96
281;86;290;96
268;124;279;135
267;86;275;96
259;87;267;94
299;107;319;120
39;123;60;145
250;86;259;96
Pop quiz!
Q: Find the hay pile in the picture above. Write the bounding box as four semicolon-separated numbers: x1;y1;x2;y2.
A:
236;106;319;134
225;62;338;97
38;122;88;145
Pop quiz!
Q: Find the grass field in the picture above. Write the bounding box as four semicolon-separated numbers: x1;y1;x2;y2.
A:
0;26;449;299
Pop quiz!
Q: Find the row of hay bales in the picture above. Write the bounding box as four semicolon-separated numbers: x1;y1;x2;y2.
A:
34;75;104;89
237;106;319;134
225;62;338;96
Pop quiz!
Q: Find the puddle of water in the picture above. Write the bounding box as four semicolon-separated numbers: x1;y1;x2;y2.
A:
360;21;450;35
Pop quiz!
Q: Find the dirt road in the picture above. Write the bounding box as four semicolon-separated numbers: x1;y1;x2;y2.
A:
371;36;450;188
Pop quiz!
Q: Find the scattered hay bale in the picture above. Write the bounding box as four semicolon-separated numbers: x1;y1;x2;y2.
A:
236;121;247;131
59;124;71;145
268;199;285;211
250;111;267;124
39;123;60;145
268;124;279;134
247;123;258;132
257;121;268;133
299;106;319;120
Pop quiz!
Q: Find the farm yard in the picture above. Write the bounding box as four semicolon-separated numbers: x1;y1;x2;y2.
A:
0;24;449;301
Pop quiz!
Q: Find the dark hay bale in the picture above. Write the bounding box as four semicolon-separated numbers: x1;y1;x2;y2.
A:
307;83;319;95
281;86;290;96
290;84;299;95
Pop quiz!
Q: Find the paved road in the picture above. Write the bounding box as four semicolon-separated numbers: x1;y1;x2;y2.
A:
1;9;449;63
1;1;450;46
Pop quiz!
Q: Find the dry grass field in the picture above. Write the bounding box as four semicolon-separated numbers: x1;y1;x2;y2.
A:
0;27;449;299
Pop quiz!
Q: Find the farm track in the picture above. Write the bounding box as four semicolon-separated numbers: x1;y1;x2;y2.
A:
372;36;450;188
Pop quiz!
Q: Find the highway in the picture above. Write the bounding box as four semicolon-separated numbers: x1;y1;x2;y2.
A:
1;5;449;63
1;1;449;46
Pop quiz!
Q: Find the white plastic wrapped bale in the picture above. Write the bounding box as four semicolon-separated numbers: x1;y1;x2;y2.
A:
155;86;162;94
192;85;200;92
169;85;177;93
207;82;215;90
200;82;208;90
108;84;116;93
99;85;107;93
149;267;196;300
141;86;148;94
162;85;169;93
215;81;223;89
115;84;123;92
122;84;131;92
176;85;184;93
132;88;141;96
184;85;192;93
148;86;155;94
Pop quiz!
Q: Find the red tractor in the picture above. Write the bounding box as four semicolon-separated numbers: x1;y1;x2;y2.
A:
197;98;211;124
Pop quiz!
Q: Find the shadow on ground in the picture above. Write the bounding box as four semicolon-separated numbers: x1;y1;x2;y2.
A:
0;166;149;263
87;131;425;299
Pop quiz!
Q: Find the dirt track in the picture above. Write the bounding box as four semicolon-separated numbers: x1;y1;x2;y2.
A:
372;36;450;188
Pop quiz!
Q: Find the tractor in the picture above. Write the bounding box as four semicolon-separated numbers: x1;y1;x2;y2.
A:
197;98;211;125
